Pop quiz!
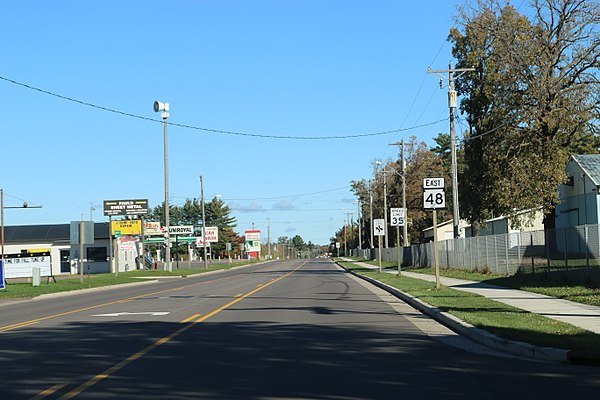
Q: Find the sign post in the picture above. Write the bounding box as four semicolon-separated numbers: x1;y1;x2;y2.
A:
390;208;406;276
423;178;446;289
374;219;385;272
0;260;5;290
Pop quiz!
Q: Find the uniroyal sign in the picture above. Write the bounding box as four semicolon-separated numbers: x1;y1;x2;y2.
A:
103;199;149;216
168;226;194;235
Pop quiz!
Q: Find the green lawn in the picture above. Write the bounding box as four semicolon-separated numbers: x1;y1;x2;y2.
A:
0;260;260;299
338;261;599;352
355;259;600;307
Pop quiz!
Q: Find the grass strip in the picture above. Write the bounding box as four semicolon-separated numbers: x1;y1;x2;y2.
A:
339;261;599;352
0;260;260;299
357;260;600;307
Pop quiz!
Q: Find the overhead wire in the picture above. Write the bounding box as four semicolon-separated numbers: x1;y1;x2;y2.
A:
0;75;446;141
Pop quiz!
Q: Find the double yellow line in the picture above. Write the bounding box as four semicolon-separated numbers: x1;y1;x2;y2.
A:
34;262;305;399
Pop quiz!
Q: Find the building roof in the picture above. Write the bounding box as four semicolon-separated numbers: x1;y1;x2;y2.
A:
572;154;600;186
2;223;110;243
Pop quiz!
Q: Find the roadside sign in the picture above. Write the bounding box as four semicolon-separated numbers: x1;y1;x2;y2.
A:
423;178;445;189
390;208;406;227
103;199;149;216
168;225;194;235
423;177;446;210
70;221;95;244
335;242;340;249
143;221;163;236
198;226;219;243
374;219;385;236
111;220;142;235
423;189;446;209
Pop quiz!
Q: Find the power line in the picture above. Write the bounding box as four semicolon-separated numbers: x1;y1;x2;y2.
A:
224;186;351;201
0;75;447;141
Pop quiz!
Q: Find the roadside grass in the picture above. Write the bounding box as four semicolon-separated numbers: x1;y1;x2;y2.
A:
339;261;599;352
356;260;600;307
0;260;260;299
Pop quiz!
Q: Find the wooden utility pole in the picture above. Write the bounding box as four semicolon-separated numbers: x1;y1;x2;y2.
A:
428;64;475;238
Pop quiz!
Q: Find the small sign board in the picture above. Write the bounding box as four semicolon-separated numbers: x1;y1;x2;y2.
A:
70;221;95;244
390;208;406;227
423;178;445;189
168;226;194;235
374;219;385;236
199;226;219;243
144;221;163;236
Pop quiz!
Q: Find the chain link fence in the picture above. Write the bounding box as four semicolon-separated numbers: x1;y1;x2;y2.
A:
352;224;600;284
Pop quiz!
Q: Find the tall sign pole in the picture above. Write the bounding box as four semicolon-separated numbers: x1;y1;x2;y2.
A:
390;141;409;246
427;64;474;238
423;178;446;289
373;219;385;272
200;175;208;270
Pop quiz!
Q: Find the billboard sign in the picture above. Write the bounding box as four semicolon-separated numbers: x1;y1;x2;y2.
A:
3;254;51;279
111;220;142;235
245;230;261;252
103;199;149;216
143;221;163;236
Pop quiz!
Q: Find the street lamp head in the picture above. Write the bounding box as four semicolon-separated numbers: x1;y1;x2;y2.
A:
153;101;170;113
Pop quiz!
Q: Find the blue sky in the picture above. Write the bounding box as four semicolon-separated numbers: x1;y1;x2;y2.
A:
1;1;476;245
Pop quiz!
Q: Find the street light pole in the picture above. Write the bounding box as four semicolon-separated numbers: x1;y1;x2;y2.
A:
154;100;171;271
1;189;43;284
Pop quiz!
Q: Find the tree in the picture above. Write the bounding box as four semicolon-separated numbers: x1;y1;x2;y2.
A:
349;136;450;245
451;0;600;233
147;197;240;258
204;197;239;257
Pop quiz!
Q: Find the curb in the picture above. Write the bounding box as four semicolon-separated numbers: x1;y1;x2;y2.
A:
336;261;580;364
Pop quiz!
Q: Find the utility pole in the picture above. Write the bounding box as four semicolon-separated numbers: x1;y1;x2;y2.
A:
389;141;409;246
428;63;475;239
368;180;374;249
345;212;353;256
382;171;389;248
267;219;271;259
355;200;362;255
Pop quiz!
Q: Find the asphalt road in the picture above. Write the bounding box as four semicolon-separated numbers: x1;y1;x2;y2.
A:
1;258;599;399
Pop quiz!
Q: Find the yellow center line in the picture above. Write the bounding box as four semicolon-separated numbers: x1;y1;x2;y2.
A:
55;261;307;400
180;314;202;323
31;383;66;400
0;274;242;333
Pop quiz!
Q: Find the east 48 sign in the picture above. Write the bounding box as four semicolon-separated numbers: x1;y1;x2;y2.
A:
423;178;445;209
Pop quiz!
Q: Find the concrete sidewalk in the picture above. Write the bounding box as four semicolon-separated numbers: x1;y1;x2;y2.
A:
344;258;600;335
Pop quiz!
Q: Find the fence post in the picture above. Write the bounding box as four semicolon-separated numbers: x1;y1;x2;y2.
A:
545;228;551;272
585;225;589;270
494;234;499;274
485;236;489;271
505;233;510;275
564;228;568;272
530;232;535;274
